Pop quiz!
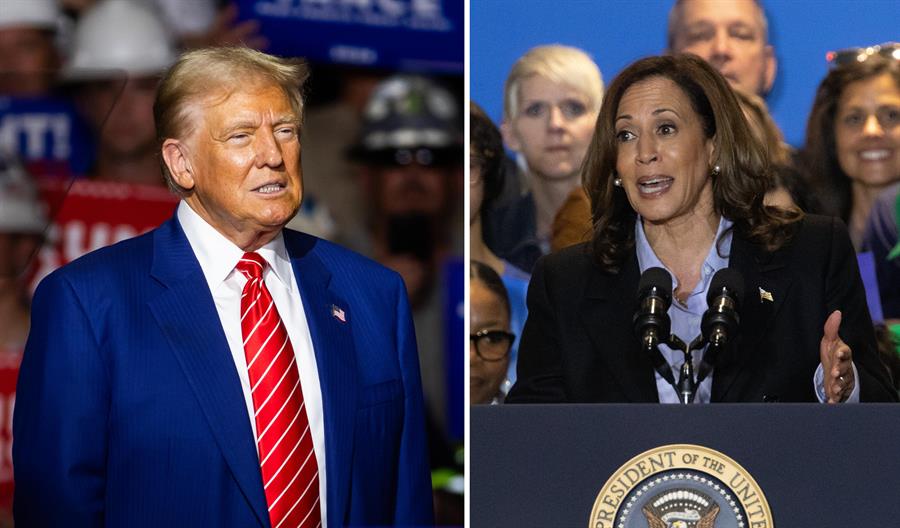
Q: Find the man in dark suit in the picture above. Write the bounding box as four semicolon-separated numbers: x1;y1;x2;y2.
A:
13;47;433;527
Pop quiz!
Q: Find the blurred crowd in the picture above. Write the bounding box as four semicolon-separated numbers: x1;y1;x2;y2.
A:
470;0;900;405
0;0;462;524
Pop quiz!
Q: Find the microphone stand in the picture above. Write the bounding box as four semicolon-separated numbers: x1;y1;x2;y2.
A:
646;340;677;390
667;335;692;404
696;342;719;384
667;335;706;404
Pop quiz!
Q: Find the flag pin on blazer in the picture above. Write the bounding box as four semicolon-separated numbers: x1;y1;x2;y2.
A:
331;304;347;323
758;287;774;303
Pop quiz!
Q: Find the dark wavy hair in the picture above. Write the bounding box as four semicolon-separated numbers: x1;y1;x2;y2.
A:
583;54;802;272
470;101;505;207
801;56;900;222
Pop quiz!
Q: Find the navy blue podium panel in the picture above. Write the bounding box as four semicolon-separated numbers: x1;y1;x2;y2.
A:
471;404;900;527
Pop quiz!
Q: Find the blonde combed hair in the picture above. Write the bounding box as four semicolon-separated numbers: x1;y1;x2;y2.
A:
153;46;309;195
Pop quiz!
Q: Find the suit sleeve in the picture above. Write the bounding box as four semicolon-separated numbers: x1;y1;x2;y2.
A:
824;217;898;401
506;255;567;403
390;274;435;525
13;272;110;526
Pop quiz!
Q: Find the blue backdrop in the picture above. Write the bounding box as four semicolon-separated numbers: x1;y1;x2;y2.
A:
471;0;899;148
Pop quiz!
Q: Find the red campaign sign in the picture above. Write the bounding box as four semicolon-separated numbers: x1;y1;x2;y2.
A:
0;350;21;515
30;179;179;290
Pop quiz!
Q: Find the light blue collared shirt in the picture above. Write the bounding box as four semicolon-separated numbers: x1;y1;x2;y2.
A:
634;215;858;403
636;216;732;403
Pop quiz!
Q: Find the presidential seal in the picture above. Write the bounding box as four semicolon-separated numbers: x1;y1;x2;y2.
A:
589;444;772;528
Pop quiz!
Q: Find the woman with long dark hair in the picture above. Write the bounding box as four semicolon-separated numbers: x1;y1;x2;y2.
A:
802;53;900;248
507;54;896;404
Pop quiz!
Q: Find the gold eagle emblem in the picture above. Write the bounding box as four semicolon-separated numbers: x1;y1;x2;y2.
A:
641;490;720;528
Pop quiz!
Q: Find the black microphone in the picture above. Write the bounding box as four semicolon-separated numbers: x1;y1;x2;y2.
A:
697;268;744;382
633;267;675;386
634;267;672;351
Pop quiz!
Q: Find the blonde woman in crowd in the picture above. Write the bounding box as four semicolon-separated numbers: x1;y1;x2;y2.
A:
482;44;603;272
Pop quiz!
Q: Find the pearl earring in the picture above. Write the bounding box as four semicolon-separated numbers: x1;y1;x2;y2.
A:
712;165;721;176
613;177;623;187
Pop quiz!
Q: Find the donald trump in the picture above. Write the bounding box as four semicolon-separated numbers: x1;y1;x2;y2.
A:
14;47;433;527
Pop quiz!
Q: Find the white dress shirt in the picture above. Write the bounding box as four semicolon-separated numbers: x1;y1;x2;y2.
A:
178;202;328;524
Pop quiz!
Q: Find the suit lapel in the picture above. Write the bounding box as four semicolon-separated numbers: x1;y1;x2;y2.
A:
146;217;270;527
713;235;793;401
579;252;659;402
284;232;358;528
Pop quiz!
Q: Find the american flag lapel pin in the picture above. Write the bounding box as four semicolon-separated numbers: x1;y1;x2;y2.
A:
331;304;347;323
758;287;774;303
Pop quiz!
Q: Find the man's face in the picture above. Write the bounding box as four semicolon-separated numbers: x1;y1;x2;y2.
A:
0;232;42;279
375;163;448;217
670;0;775;96
178;83;303;247
0;26;58;96
79;77;159;160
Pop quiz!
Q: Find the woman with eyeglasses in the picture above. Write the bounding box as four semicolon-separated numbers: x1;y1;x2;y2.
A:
799;47;900;392
471;102;530;391
506;54;897;404
837;47;900;332
801;51;900;248
470;261;516;405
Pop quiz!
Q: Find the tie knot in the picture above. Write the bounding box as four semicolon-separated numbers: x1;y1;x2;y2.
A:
236;252;267;279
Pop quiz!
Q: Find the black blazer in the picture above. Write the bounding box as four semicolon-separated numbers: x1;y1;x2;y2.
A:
507;215;897;403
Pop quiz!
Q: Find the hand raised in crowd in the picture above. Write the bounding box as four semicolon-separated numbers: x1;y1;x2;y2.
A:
820;310;855;403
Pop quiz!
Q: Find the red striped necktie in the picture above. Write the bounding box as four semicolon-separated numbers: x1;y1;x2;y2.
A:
237;252;322;528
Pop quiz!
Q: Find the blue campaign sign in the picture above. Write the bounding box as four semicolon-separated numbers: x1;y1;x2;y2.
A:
236;0;463;74
0;95;94;179
442;257;463;441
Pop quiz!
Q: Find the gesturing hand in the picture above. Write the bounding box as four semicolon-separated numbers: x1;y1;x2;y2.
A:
820;310;854;403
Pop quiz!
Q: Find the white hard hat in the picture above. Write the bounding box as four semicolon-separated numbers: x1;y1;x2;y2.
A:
62;0;176;81
0;0;59;31
349;75;462;164
0;150;47;234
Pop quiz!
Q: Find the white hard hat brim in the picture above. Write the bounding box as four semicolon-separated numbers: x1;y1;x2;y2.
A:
0;202;47;234
60;66;165;83
0;0;59;30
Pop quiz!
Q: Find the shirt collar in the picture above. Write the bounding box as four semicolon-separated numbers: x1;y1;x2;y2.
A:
177;201;293;291
635;214;734;287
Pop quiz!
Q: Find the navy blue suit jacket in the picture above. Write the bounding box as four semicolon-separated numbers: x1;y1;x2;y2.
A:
13;216;434;527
